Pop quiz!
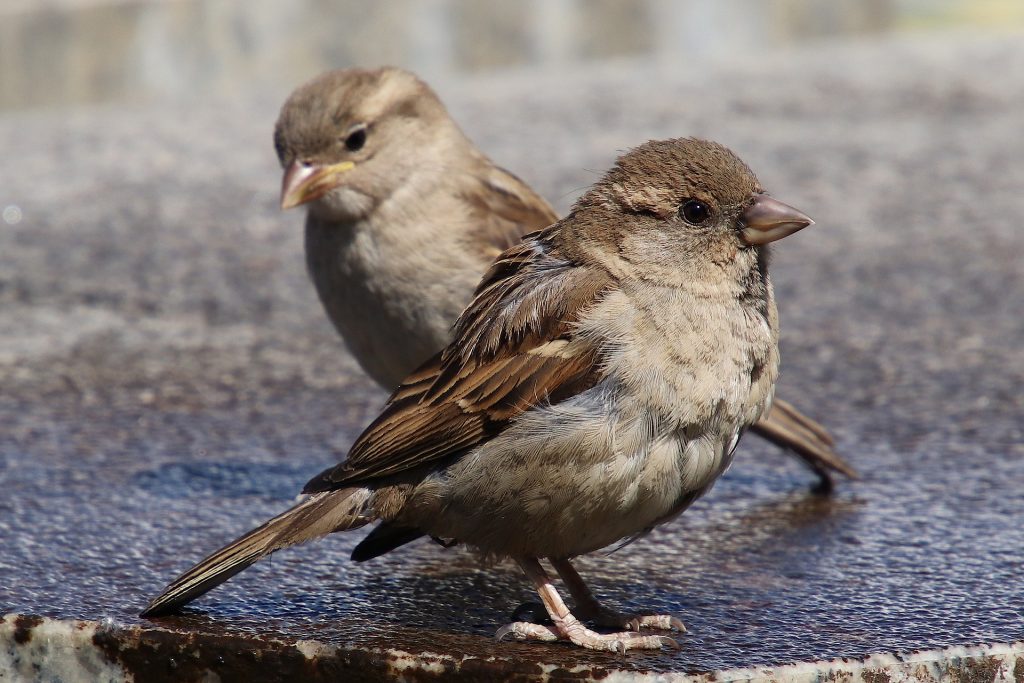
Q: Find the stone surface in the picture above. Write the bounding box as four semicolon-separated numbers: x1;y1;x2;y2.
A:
2;29;1024;681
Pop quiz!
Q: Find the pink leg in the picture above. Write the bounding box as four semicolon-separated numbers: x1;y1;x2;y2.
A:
550;558;686;632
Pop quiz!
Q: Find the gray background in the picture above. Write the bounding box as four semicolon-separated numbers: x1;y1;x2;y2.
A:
1;0;1016;112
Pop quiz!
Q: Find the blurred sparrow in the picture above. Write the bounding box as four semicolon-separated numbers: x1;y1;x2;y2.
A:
144;137;813;651
273;68;853;488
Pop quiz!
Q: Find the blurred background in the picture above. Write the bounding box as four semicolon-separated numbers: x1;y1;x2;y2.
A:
3;0;1023;112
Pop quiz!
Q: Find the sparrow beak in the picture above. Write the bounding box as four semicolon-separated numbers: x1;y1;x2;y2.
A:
280;159;356;210
739;195;814;246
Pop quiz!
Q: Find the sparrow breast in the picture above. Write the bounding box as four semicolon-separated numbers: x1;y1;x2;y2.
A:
399;273;778;560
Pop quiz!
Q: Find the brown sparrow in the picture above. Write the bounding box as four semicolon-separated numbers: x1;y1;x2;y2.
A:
143;137;814;651
273;67;853;488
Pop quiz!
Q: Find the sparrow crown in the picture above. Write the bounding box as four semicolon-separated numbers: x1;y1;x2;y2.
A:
588;138;762;222
273;67;449;167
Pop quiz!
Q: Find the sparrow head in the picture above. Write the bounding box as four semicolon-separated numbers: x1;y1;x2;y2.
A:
274;67;463;221
567;138;813;284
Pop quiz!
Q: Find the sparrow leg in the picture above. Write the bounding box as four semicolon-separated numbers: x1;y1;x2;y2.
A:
496;558;678;651
550;558;686;632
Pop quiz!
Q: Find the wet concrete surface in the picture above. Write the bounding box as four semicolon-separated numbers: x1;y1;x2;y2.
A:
2;30;1024;680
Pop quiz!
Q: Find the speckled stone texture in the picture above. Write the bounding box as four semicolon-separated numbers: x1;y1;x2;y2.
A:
1;30;1023;682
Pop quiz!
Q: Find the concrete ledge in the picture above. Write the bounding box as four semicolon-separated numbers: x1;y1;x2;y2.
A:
4;615;1022;682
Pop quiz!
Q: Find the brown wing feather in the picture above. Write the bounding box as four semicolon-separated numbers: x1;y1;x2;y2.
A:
304;228;613;493
460;163;559;259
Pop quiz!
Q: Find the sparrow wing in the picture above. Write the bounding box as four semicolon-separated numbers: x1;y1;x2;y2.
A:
460;163;559;258
304;227;612;492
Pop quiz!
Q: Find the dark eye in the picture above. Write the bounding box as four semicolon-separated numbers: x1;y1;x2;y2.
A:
344;125;367;152
680;199;711;225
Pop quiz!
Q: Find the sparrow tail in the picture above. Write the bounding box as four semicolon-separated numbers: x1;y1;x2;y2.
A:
751;398;858;479
141;488;370;617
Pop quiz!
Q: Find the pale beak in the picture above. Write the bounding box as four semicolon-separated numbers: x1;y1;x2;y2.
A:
739;195;814;246
280;159;356;210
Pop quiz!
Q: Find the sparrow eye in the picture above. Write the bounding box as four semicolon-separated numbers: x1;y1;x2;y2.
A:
343;125;367;152
680;199;711;225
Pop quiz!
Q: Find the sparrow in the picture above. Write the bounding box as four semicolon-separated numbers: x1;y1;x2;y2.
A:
273;67;854;489
143;137;814;651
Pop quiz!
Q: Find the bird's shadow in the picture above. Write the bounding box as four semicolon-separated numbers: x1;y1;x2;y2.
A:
142;488;861;649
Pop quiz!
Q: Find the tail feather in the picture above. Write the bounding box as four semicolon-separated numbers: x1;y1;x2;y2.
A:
752;398;857;479
350;523;426;562
141;488;370;618
771;397;835;447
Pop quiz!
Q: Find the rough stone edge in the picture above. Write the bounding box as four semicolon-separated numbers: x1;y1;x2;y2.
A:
3;613;1022;682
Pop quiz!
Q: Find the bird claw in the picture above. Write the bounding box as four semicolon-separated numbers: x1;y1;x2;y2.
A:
496;621;559;643
578;604;687;633
606;633;679;653
644;635;681;650
622;614;687;633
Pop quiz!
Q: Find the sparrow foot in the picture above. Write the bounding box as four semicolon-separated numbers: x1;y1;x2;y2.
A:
508;558;680;651
495;619;678;652
578;605;686;632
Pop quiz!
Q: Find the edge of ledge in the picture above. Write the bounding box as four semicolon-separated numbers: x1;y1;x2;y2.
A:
3;613;1022;683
